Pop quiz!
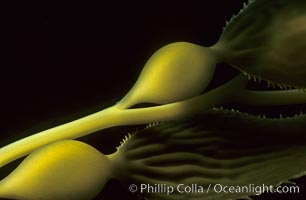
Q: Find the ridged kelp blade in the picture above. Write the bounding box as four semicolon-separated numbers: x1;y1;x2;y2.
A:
219;0;306;87
120;111;306;200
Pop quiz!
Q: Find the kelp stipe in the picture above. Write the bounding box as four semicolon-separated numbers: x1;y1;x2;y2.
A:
0;42;220;169
1;43;306;172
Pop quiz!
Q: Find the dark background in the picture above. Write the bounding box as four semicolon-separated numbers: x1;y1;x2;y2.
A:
1;1;306;199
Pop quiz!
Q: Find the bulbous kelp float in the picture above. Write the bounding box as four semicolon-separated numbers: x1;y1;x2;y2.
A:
1;0;306;199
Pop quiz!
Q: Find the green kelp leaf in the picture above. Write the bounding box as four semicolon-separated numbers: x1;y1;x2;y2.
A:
119;110;306;200
219;0;306;87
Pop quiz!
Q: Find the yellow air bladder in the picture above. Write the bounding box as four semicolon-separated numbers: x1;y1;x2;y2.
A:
0;140;121;200
118;42;219;109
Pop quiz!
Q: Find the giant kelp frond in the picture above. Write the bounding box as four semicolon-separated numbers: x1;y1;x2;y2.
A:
119;110;306;200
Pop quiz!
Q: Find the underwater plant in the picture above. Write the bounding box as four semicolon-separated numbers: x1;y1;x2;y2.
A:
1;0;306;199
